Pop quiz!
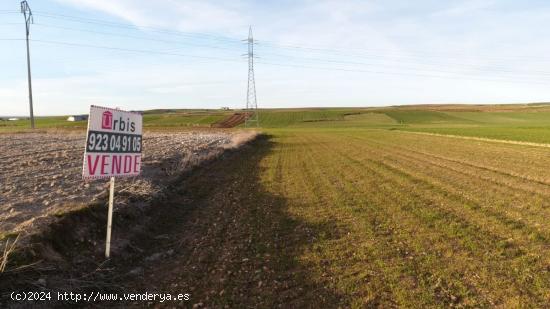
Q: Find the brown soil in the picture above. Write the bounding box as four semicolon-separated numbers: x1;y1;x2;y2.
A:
0;131;256;240
210;113;250;128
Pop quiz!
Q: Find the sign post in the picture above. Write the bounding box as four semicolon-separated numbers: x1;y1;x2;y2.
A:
105;176;115;258
82;105;143;259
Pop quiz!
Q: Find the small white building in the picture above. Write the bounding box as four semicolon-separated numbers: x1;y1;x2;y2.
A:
67;115;88;122
8;118;20;121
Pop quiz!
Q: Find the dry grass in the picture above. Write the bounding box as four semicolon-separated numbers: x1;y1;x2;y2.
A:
0;234;20;272
223;130;259;149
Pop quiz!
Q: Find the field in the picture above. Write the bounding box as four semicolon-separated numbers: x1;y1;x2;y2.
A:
248;129;550;307
0;131;255;238
3;104;550;307
0;110;232;131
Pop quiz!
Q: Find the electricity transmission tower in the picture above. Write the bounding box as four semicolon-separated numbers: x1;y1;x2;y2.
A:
21;0;35;129
244;26;259;127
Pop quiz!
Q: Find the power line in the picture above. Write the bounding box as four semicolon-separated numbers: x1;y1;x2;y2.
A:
256;43;550;75
30;10;528;62
27;39;245;63
25;10;550;66
255;60;550;86
4;36;550;85
24;19;547;78
6;6;550;110
18;22;550;78
13;21;550;79
5;37;550;85
32;11;244;45
256;49;550;78
5;28;544;78
32;23;243;53
258;40;550;64
32;14;550;75
5;12;550;87
8;8;549;68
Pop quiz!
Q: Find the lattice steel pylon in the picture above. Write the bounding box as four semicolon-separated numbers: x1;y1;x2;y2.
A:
244;26;259;127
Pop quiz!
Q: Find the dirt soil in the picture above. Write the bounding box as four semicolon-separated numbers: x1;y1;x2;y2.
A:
211;113;250;128
0;131;255;238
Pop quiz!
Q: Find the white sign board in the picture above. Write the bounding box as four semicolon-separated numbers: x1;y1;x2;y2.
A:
82;105;143;179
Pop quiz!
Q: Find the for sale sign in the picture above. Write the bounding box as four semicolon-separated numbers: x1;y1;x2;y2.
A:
82;105;143;179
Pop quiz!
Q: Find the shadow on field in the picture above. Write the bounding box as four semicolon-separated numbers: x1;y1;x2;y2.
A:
1;134;345;308
113;134;346;307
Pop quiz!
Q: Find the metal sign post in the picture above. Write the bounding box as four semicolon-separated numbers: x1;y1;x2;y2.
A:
82;105;143;259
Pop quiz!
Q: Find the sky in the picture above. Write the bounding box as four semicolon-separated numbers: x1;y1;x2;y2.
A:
2;0;550;115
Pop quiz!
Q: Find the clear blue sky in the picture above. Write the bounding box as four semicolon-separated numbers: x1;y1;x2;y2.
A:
2;0;550;116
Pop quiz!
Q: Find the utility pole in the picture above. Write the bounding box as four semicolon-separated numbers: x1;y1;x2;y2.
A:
21;0;35;129
244;26;259;127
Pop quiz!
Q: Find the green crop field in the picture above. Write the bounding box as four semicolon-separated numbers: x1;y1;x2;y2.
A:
6;104;550;143
243;127;550;307
0;110;232;132
236;106;550;307
180;104;550;306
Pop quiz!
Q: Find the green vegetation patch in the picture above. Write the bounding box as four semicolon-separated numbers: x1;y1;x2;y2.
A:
258;109;349;127
398;126;550;144
143;113;227;127
0;117;86;132
383;110;469;124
